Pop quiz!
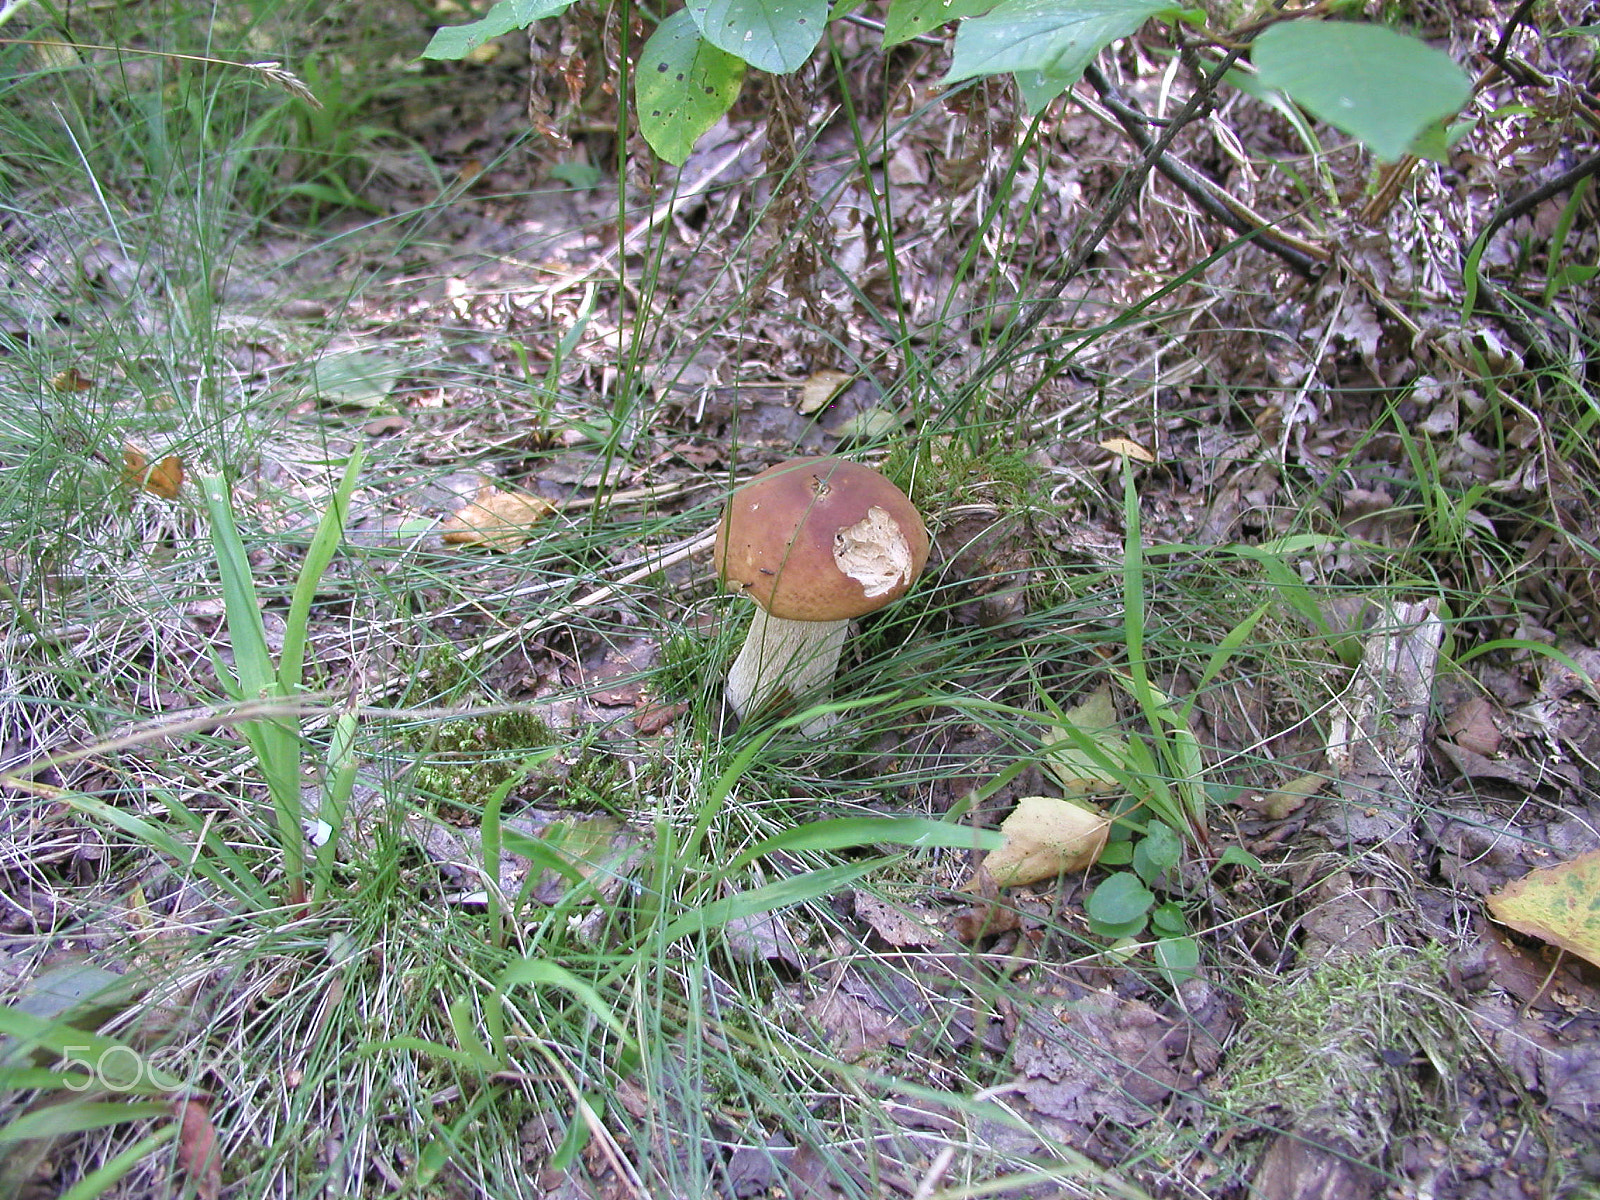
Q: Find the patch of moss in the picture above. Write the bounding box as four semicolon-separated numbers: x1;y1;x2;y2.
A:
406;708;557;809
1214;944;1463;1146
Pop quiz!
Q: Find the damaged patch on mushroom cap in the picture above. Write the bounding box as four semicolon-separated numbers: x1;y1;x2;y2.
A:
715;457;929;622
834;506;917;599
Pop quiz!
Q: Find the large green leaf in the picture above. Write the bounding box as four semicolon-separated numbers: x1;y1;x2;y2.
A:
423;0;575;60
686;0;827;73
1252;21;1471;162
944;0;1198;92
884;0;1000;46
637;11;746;164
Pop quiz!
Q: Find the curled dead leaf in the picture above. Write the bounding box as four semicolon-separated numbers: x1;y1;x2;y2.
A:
979;796;1109;888
122;443;185;499
173;1095;221;1200
440;484;555;551
52;367;93;393
1244;772;1326;820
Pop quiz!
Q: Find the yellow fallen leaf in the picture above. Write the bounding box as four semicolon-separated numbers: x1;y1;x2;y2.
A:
440;484;555;551
1487;848;1600;970
1255;772;1326;820
1041;684;1127;796
1099;437;1155;463
980;796;1109;887
798;368;852;415
122;443;185;499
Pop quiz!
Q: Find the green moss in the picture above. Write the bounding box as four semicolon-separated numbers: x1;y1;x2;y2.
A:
405;708;556;809
1214;944;1462;1145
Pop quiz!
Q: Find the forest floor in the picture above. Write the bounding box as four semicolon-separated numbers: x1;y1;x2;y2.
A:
2;0;1599;1197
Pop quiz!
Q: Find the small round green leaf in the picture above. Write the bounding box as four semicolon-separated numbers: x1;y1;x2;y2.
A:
1154;935;1200;983
1086;871;1155;925
1132;819;1181;884
1252;21;1472;162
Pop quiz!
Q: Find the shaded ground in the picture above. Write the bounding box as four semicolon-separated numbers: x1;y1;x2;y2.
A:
2;0;1600;1196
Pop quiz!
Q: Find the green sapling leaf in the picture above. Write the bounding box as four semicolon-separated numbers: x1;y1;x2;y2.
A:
686;0;828;73
1086;871;1155;925
424;0;576;60
944;0;1202;110
884;0;1000;46
1132;819;1181;885
1154;935;1200;983
1251;21;1471;162
637;11;747;165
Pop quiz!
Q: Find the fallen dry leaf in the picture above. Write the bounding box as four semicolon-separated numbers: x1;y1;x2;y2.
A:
1443;696;1502;757
1041;685;1127;797
980;796;1109;887
122;443;185;499
1244;772;1326;820
1099;437;1155;462
172;1096;221;1200
52;367;93;393
798;368;853;415
440;483;556;551
1488;848;1600;970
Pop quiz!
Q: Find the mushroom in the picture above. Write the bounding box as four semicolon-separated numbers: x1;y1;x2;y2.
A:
715;457;929;733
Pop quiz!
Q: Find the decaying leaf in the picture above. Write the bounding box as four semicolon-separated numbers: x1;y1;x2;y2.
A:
1487;848;1600;970
797;368;852;414
440;483;556;551
173;1096;222;1200
51;367;93;393
1041;685;1128;796
1248;772;1326;820
122;443;185;499
980;795;1109;887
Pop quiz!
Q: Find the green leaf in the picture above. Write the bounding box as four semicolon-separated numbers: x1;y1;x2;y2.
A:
0;1101;170;1142
1251;21;1471;162
1098;840;1134;865
1086;871;1155;925
423;0;576;59
884;0;998;45
1012;66;1084;112
685;0;828;73
1132;820;1181;885
1214;845;1263;873
636;11;746;165
1149;900;1187;936
660;861;882;943
729;816;1001;875
1153;935;1200;984
306;351;405;410
944;0;1197;92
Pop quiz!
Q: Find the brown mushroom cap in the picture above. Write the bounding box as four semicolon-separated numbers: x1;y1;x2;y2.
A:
715;457;930;622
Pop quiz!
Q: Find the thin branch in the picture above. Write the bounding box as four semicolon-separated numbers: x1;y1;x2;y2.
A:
1081;64;1325;280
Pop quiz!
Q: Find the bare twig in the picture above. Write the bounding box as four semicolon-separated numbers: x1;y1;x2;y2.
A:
957;40;1252;392
1081;64;1326;280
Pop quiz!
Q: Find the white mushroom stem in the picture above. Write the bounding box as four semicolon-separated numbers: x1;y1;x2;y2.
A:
725;606;850;735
